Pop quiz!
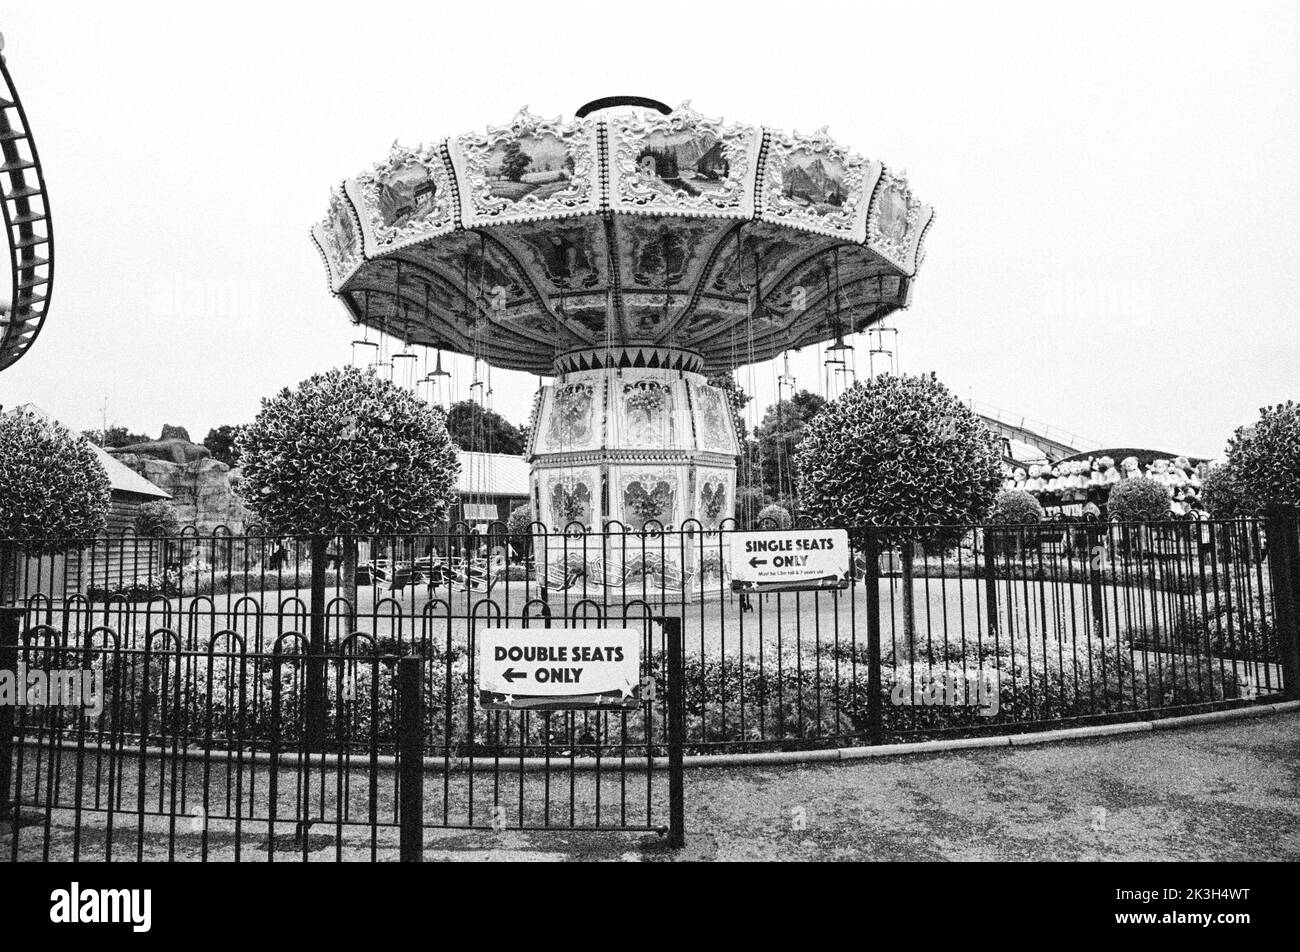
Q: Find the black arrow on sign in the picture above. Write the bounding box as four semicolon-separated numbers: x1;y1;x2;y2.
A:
749;557;768;568
503;668;527;683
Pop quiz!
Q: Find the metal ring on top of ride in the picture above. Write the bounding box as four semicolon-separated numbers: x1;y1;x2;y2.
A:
574;95;673;118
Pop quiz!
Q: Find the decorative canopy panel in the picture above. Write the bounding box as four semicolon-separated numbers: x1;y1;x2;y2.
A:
529;365;740;587
313;102;933;375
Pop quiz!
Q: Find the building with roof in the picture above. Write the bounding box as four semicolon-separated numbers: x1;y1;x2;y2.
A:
68;444;173;596
89;442;173;521
451;450;530;528
7;403;171;516
3;404;171;601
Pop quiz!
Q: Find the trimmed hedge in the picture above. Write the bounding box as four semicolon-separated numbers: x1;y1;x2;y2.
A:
78;633;1245;754
90;567;342;601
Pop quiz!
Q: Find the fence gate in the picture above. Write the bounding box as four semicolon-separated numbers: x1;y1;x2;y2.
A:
0;603;685;863
393;609;685;857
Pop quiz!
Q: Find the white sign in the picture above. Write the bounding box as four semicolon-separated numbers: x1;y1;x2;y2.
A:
462;503;498;521
729;529;851;592
477;628;642;710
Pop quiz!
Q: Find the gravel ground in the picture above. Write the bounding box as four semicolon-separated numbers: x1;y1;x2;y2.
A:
7;713;1298;862
42;576;1168;658
676;713;1300;862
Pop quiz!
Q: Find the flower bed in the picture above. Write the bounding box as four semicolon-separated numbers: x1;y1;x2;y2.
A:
88;567;342;601
63;630;1248;756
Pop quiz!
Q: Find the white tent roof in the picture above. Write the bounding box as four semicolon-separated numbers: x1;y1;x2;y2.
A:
1004;438;1050;466
90;444;171;499
455;451;529;497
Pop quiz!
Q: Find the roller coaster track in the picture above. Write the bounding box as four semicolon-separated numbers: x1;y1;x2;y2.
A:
972;400;1102;463
0;36;53;373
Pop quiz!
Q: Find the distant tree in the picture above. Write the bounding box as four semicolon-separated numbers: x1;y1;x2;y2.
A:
733;486;769;530
160;424;191;442
1200;464;1253;560
203;425;243;467
1200;465;1249;518
1108;477;1171;523
797;373;1001;647
135;500;181;537
989;489;1045;556
754;390;826;503
500;141;531;182
734;440;763;505
1;409;111;597
507;503;533;559
238;367;460;632
83;425;151;448
756;503;793;530
1225;401;1300;510
990;489;1045;525
445;400;527;456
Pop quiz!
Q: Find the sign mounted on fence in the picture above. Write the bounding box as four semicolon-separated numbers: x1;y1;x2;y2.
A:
477;628;643;711
729;528;851;593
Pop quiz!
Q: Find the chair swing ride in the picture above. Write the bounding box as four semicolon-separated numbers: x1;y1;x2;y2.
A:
313;96;932;593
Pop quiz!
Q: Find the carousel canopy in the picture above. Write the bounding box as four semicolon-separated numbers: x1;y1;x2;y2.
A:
312;100;933;376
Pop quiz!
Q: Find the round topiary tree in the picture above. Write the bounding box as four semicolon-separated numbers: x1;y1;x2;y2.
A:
506;503;533;560
755;503;792;530
988;489;1045;556
134;500;181;537
990;489;1045;524
733;486;768;530
0;408;111;598
796;373;1002;646
238;366;460;630
1200;465;1248;518
132;499;182;593
1199;464;1252;561
1225;401;1300;508
1108;476;1170;522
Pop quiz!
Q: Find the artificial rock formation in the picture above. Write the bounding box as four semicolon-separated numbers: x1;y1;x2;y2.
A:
110;439;250;533
110;437;211;466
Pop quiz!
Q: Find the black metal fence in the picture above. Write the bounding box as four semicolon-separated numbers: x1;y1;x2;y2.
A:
3;507;1298;861
0;608;683;861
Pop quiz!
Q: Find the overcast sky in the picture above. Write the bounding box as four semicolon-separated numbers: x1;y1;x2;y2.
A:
1;1;1296;459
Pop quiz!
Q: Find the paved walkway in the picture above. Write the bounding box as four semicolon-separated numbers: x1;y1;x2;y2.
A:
9;714;1297;861
415;712;1300;861
662;713;1300;861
